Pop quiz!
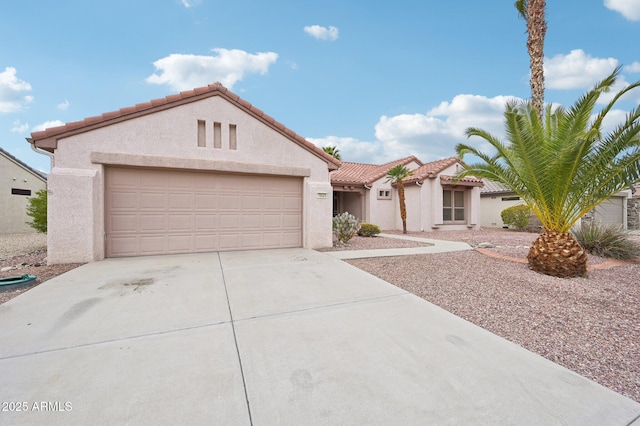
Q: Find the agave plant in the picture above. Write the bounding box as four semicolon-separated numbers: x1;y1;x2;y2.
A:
456;68;640;278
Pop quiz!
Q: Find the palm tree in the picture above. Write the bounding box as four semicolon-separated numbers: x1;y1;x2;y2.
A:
455;68;640;278
323;145;341;161
385;164;414;234
515;0;547;119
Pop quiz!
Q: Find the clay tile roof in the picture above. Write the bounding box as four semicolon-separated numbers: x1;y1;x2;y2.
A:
439;175;484;187
404;156;459;184
26;82;339;169
331;155;422;186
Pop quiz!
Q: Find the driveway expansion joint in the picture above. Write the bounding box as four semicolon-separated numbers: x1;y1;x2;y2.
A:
231;291;410;323
218;252;254;426
0;320;232;361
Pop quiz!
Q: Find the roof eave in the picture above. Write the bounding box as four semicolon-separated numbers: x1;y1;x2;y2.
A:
27;83;340;170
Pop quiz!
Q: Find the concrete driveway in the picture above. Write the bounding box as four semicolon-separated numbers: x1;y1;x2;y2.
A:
1;249;639;425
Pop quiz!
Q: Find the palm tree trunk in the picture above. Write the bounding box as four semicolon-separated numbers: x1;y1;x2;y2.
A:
527;0;546;118
398;180;407;234
527;229;588;278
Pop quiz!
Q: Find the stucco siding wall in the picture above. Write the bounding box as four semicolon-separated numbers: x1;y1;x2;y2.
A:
46;96;333;262
368;181;396;229
304;181;333;249
403;186;422;232
47;169;99;263
0;155;47;234
53;96;330;179
480;194;524;228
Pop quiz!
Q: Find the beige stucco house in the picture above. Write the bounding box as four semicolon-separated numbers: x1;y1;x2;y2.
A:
331;156;483;232
0;147;47;234
28;83;339;264
480;179;632;229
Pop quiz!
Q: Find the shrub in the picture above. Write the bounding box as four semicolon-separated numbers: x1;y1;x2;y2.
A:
501;204;530;230
333;212;360;244
26;189;47;233
572;223;640;260
357;223;381;237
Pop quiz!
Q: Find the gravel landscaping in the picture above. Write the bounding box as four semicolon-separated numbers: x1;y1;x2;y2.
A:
0;233;83;305
2;229;638;403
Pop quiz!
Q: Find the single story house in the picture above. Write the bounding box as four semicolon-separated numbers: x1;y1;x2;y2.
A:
331;156;483;232
480;179;633;229
28;83;339;264
0;147;47;234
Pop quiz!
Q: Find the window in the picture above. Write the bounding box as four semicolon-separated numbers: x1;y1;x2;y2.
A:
214;122;222;148
502;196;520;201
377;189;391;200
12;188;31;196
229;124;237;150
443;189;465;222
197;120;206;147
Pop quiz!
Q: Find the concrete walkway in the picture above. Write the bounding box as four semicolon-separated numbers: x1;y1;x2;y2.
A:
325;233;473;259
1;249;639;425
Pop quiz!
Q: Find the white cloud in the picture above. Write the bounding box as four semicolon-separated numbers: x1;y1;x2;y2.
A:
309;94;517;164
0;67;33;113
604;0;640;20
304;25;339;41
57;99;70;111
309;88;640;165
598;108;630;135
32;120;64;132
594;75;640;104
624;62;640;73
146;48;278;91
308;136;383;164
11;119;29;133
545;49;618;90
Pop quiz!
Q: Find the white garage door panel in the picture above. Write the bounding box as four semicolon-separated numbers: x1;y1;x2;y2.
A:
105;168;303;257
594;197;624;225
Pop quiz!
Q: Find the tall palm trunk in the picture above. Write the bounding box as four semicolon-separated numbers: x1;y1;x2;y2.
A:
397;180;408;234
526;0;546;118
527;230;588;278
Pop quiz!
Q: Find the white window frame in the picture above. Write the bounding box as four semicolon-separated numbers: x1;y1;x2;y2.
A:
377;189;392;200
443;189;466;223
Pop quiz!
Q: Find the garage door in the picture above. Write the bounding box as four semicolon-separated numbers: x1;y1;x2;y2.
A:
105;167;302;257
594;197;624;226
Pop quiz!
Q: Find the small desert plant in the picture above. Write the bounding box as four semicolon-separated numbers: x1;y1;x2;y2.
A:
26;189;47;233
333;212;360;244
572;223;640;260
357;223;381;237
501;204;530;230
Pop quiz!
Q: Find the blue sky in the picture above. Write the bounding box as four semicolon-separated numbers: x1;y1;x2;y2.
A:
1;0;639;173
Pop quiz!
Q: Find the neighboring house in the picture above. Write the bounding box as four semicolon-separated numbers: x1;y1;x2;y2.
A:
331;156;483;232
480;179;632;229
480;180;527;228
626;182;640;231
0;147;47;234
28;83;339;264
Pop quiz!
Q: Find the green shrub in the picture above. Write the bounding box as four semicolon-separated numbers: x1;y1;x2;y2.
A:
357;223;381;237
572;223;640;260
26;189;47;233
501;204;530;230
333;212;360;244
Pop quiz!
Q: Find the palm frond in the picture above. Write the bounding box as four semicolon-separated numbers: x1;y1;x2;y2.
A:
458;68;640;233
